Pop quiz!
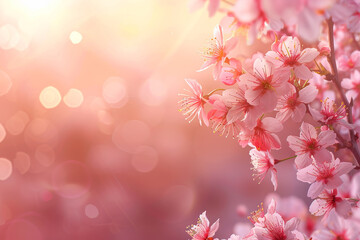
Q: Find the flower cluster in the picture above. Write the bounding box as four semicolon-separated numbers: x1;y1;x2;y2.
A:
181;0;360;239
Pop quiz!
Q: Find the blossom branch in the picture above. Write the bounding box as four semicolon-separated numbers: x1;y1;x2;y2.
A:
327;17;360;167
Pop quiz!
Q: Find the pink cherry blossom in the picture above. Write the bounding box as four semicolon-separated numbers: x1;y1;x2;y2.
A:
198;25;237;80
337;50;360;72
265;36;319;80
223;84;264;129
249;149;278;190
187;211;220;240
297;154;354;199
219;58;242;86
275;84;318;123
311;211;359;240
249;117;283;151
179;79;209;126
207;94;242;138
287;122;337;169
240;57;290;109
189;0;220;17
309;189;352;219
252;199;301;240
309;98;350;128
342;69;360;102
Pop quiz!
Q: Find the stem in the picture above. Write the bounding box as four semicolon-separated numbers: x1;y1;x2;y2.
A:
205;88;225;97
327;18;360;167
275;155;296;164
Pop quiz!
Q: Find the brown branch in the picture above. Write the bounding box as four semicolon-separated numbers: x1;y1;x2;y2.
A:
327;18;360;167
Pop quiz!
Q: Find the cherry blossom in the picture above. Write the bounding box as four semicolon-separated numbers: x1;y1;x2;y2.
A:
179;79;209;126
251;199;301;240
342;69;360;102
297;153;354;198
207;94;242;138
249;149;277;190
249;117;283;151
287;122;337;169
275;84;318;123
265;36;319;80
219;58;242;86
309;189;352;219
223;84;264;129
240;58;290;109
337;51;360;72
198;25;237;80
311;211;359;240
187;211;220;240
309;98;350;128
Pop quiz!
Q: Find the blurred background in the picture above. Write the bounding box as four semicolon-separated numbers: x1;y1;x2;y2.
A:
0;0;308;239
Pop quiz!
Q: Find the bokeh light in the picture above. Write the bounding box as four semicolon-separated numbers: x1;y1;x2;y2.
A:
63;88;84;108
84;204;99;219
0;158;12;181
39;86;62;109
0;70;12;96
69;31;83;45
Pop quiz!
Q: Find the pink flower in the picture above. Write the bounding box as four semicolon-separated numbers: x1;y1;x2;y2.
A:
287;122;337;169
309;98;350;128
311;211;359;240
207;94;242;138
265;36;319;80
179;79;209;126
188;0;220;17
186;211;220;240
249;149;278;190
275;84;318;123
252;199;301;240
249;117;283;151
297;153;354;199
342;69;360;102
309;189;352;219
198;25;237;80
223;84;264;129
219;58;242;86
337;51;360;72
240;57;290;109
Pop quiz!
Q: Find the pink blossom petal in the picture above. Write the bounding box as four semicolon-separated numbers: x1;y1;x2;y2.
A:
253;58;272;80
341;77;354;89
309;198;327;216
287;135;304;152
317;130;337;148
308;181;325;198
351;172;360;198
297;165;316;183
300;122;318;139
294;65;313;80
213;25;223;46
297;7;322;43
276;108;293;123
208;0;220;17
308;106;322;122
298;48;319;63
262;117;283;133
313;148;332;163
298;85;318;103
284;217;299;233
267;198;277;214
224;37;238;53
189;0;205;12
209;219;220;237
335;162;355;176
294;154;312;169
324;177;343;190
233;0;260;23
198;58;217;72
292;104;306;122
335;200;352;218
265;51;281;65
